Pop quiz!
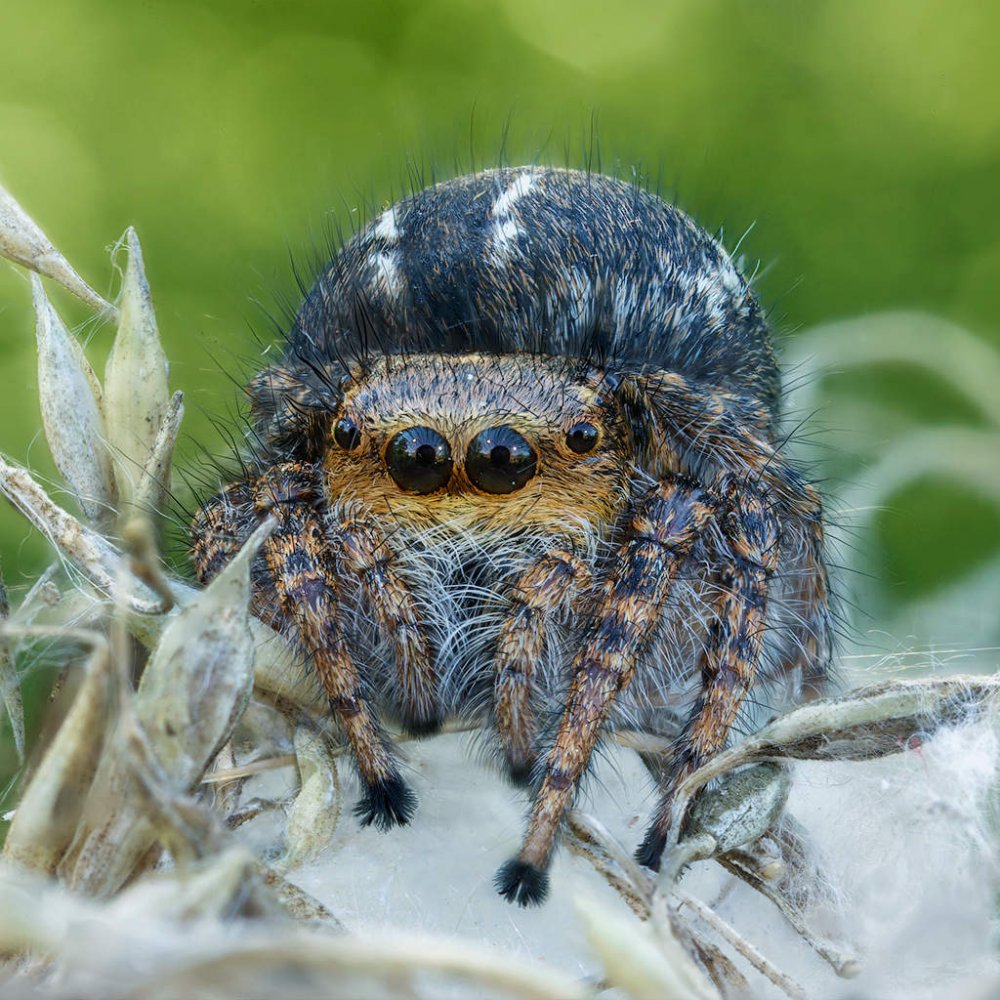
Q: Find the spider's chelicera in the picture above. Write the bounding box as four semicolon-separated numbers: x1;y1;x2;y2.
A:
190;167;832;906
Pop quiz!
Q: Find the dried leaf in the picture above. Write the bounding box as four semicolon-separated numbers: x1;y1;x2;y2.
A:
0;183;114;316
33;275;116;525
104;228;169;506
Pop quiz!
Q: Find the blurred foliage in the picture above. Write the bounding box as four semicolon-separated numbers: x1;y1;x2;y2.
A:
0;0;997;727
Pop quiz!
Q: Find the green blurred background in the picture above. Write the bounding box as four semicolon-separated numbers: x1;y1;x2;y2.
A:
1;0;998;769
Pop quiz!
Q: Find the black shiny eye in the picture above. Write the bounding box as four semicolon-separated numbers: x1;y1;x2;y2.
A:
334;417;361;451
386;426;452;493
466;425;537;495
566;421;599;454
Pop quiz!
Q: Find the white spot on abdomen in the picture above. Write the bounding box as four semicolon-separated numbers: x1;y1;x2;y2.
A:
489;169;538;264
491;171;537;218
374;207;400;243
371;250;404;300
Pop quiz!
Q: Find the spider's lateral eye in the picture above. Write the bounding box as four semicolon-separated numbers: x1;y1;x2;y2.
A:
565;421;599;454
387;426;453;494
334;417;361;451
466;425;537;495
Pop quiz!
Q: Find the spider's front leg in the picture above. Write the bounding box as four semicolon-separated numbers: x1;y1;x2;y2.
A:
495;475;715;905
634;478;780;870
254;463;415;828
493;550;589;783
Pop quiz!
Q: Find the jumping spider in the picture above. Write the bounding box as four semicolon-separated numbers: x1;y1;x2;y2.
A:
190;167;832;906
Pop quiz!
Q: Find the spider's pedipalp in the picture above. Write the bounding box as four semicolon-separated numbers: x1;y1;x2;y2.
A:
497;476;716;900
334;515;441;736
775;510;833;700
492;549;589;783
635;477;780;871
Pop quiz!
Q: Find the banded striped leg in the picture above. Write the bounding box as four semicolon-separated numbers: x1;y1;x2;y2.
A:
635;480;780;870
336;519;440;735
495;477;715;905
776;503;833;700
493;551;589;783
625;373;834;696
190;480;254;584
255;464;414;829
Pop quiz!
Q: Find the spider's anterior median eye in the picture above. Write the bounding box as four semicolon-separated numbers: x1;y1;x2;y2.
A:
466;425;537;495
334;417;361;451
565;421;599;454
386;426;453;493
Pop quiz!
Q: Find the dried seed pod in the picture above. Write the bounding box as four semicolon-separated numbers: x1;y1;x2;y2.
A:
105;846;270;923
103;228;170;507
0;455;163;616
280;725;341;870
135;517;272;780
32;275;116;525
684;763;791;858
2;633;111;874
0;561;25;764
132;390;184;521
665;674;1000;856
64;519;272;896
0;183;114;316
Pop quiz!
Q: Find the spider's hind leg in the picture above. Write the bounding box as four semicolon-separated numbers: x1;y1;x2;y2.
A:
635;477;780;871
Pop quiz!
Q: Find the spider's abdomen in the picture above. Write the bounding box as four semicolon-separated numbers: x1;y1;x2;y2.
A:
291;168;779;416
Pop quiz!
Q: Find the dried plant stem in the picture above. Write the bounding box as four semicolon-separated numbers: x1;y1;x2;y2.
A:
719;851;860;978
201;754;298;785
675;888;808;1000
120;932;589;1000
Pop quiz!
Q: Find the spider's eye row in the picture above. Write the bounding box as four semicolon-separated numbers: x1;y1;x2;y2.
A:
565;421;599;454
334;417;361;451
466;425;537;495
386;426;453;494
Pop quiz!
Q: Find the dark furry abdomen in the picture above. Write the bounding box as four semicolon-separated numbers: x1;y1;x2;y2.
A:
289;167;780;417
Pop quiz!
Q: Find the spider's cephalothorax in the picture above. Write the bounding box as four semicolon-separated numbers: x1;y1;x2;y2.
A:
190;167;833;906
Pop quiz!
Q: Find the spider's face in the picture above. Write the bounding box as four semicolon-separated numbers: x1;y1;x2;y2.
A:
322;352;630;538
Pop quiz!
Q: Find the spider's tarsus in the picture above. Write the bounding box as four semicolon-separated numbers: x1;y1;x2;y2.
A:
633;828;666;872
494;858;549;906
505;760;535;788
354;775;417;830
400;712;443;738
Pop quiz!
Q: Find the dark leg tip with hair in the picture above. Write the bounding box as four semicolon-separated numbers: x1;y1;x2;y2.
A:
494;858;550;907
506;759;535;788
354;775;417;830
401;712;443;739
633;827;666;872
